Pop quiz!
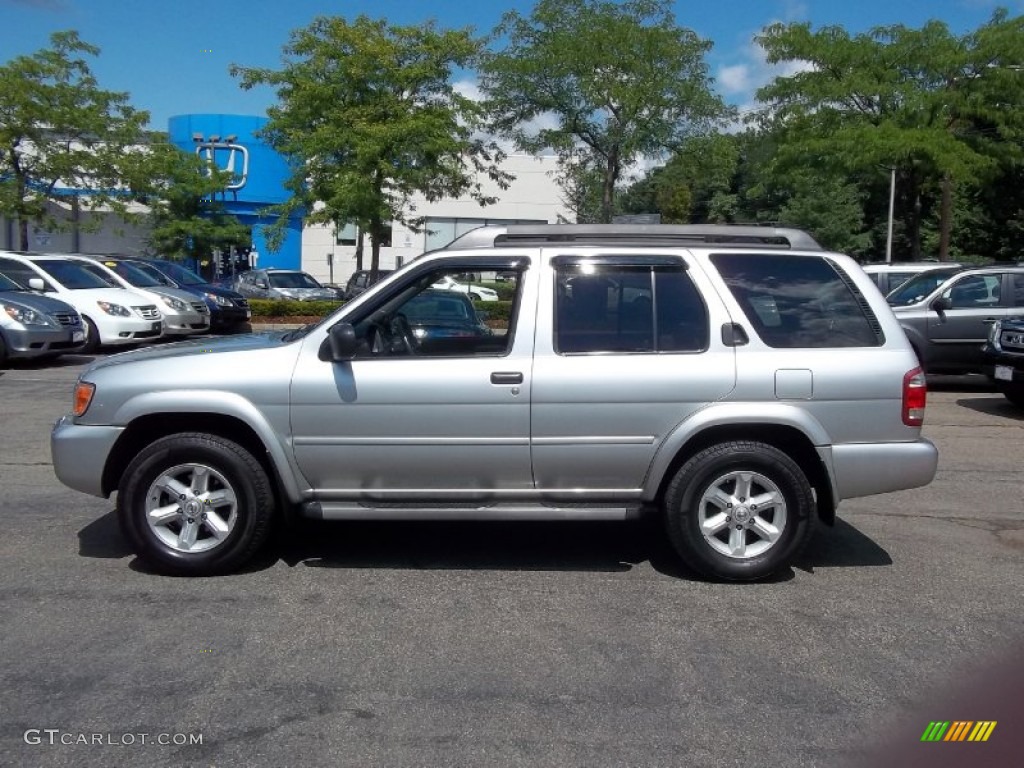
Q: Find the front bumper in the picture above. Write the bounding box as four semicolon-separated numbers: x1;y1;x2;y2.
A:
209;305;251;329
3;325;86;357
981;344;1024;387
51;415;124;498
161;309;210;336
829;439;938;501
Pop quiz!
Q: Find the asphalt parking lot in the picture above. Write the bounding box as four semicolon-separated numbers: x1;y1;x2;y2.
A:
1;354;1021;768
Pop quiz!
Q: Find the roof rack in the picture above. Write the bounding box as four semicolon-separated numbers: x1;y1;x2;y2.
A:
445;224;822;251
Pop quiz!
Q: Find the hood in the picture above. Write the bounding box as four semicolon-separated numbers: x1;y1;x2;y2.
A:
83;331;290;374
146;285;207;307
0;289;79;316
272;287;337;301
194;284;246;301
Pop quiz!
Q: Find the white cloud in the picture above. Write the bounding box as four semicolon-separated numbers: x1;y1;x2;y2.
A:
715;37;813;109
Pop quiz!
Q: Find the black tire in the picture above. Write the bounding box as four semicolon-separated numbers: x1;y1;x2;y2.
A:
0;333;8;368
664;441;815;581
469;292;481;301
117;432;275;575
81;316;100;354
1004;386;1024;408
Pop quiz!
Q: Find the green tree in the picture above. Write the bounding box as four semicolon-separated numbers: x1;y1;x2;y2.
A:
231;16;508;274
127;142;250;264
0;31;148;251
479;0;728;223
755;11;1024;260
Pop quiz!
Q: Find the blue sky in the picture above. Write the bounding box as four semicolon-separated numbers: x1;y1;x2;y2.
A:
1;0;1020;130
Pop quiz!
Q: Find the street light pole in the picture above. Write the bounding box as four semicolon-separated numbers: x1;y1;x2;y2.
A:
886;166;896;263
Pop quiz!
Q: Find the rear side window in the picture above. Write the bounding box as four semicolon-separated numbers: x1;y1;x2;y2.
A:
712;253;884;348
555;264;708;354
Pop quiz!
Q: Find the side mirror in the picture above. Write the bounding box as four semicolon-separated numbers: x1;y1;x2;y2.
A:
255;280;269;289
930;296;951;314
28;277;46;292
319;323;358;362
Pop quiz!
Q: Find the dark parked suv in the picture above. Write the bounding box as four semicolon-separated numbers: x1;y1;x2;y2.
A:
983;315;1024;407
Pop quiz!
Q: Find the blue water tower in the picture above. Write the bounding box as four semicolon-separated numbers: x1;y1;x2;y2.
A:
168;114;302;270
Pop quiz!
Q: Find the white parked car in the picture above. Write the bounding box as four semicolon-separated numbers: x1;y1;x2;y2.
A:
64;256;209;337
0;252;163;353
430;275;500;301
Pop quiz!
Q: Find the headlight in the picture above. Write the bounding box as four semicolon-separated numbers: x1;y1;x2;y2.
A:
205;292;232;307
2;303;51;326
96;301;131;317
989;320;1002;348
159;295;187;311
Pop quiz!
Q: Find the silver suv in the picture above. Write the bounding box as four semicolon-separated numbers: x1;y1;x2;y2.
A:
52;225;938;581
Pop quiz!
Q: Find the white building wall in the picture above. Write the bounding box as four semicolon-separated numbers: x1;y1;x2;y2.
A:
301;154;572;284
1;202;152;255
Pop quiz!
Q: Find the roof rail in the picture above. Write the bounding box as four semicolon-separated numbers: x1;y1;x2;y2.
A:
445;224;822;251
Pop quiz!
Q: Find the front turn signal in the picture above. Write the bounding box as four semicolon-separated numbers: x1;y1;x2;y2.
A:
73;381;95;417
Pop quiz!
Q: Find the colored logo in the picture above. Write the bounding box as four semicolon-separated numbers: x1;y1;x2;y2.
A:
920;721;997;742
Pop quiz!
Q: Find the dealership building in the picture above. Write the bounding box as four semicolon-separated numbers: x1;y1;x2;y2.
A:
1;114;571;282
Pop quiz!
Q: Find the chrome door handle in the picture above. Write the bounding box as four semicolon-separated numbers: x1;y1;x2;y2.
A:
490;372;523;385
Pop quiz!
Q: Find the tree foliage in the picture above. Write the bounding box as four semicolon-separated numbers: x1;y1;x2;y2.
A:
0;31;148;251
126;142;250;262
754;10;1024;259
479;0;728;223
231;16;509;273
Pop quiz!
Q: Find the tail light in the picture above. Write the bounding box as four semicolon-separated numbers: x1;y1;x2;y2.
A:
902;367;926;427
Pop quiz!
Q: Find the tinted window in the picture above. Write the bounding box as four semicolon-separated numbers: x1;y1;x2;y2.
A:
942;274;1001;308
154;261;205;286
351;268;520;358
0;259;51;290
130;262;176;286
99;261;162;287
269;272;321;289
887;269;959;306
1012;274;1024;307
32;260;113;290
555;264;707;354
0;270;24;291
712;253;883;348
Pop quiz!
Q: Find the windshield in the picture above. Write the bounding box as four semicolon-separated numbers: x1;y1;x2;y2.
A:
886;270;959;306
130;262;175;286
269;272;322;289
33;260;115;290
154;261;206;286
99;260;162;287
0;271;24;291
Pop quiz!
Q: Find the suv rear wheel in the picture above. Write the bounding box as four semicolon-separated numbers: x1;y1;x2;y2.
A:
117;433;275;575
664;441;815;581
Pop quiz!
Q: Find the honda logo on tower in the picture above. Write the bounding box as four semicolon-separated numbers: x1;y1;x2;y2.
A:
195;138;249;191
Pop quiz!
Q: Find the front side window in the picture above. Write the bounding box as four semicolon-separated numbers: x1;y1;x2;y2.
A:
712;253;883;348
554;263;708;354
350;266;522;358
942;274;1001;308
887;269;959;306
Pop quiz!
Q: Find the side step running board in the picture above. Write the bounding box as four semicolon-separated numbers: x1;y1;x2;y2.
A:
301;501;644;521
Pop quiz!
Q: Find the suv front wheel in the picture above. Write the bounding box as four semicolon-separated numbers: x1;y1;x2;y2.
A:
664;441;815;581
117;432;275;575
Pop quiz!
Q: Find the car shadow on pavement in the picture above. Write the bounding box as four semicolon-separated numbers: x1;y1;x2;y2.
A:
955;396;1024;421
8;354;98;369
76;512;891;581
77;510;133;559
795;518;892;573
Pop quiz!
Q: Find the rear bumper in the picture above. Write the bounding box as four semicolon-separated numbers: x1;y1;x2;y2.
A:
829;439;938;501
51;415;124;498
